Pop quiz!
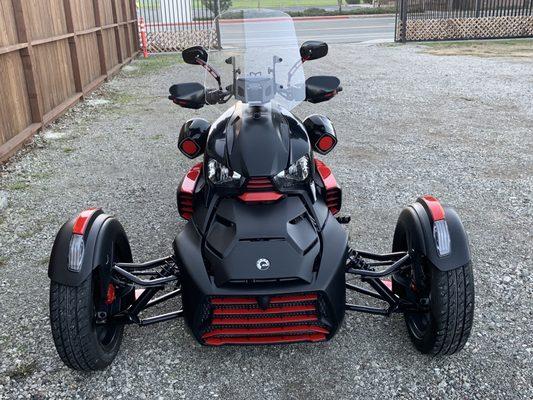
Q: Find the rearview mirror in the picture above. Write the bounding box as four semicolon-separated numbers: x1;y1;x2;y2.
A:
300;41;328;61
169;82;206;109
182;46;208;65
305;76;342;104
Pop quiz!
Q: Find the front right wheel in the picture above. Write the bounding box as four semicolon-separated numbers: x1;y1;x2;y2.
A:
393;258;475;355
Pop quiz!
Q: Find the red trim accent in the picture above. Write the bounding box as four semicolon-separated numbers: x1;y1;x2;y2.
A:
317;135;335;152
105;284;116;305
271;293;317;303
202;325;329;339
314;159;341;215
315;159;336;185
178;163;202;220
420;195;445;222
212;315;318;326
238;192;284;203
213;305;316;316
72;208;101;235
181;163;202;194
180;139;199;157
246;177;274;190
211;297;257;305
381;279;392;291
204;333;327;346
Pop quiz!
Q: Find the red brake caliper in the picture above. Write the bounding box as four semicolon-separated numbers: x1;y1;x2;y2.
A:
105;284;116;305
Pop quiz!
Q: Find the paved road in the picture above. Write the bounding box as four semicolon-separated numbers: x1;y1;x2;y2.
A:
293;16;395;43
219;16;396;46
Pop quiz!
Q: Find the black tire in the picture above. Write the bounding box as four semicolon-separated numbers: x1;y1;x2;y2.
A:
49;273;124;371
393;261;475;355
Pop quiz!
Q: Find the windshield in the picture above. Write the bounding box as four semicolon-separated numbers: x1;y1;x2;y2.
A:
205;9;305;110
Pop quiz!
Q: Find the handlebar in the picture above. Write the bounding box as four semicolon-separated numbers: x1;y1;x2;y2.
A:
205;88;231;105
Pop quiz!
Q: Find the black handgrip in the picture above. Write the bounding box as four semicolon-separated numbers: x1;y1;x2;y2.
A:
205;89;230;104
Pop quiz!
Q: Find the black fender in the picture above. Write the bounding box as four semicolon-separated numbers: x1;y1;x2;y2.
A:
392;201;470;271
48;211;132;288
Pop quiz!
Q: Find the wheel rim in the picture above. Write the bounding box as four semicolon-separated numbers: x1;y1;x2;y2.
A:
93;242;121;350
395;259;433;340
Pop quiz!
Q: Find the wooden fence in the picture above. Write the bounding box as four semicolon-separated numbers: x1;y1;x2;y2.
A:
0;0;139;163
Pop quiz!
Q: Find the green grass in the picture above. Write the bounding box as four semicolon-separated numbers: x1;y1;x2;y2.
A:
62;147;75;154
129;54;181;77
287;6;394;16
231;0;338;8
7;181;29;191
7;360;37;380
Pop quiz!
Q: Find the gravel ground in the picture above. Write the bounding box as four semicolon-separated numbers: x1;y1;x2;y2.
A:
0;42;532;399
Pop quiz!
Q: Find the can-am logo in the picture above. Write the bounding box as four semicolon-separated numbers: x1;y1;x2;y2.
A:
256;258;270;271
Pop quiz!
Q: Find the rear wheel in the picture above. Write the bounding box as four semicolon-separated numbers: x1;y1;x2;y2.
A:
50;270;124;371
393;260;474;355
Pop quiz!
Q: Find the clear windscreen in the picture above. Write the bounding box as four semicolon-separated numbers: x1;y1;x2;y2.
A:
205;9;305;110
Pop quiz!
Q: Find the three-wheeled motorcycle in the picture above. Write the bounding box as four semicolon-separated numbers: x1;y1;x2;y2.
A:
48;9;474;371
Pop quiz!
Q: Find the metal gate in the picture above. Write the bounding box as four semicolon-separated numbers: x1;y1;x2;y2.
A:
396;0;533;42
137;0;220;52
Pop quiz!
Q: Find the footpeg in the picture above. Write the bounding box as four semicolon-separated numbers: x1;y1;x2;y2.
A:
336;215;351;224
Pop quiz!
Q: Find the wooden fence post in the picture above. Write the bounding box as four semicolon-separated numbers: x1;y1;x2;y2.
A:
92;0;108;77
11;0;43;124
111;0;124;64
62;0;83;96
121;0;132;59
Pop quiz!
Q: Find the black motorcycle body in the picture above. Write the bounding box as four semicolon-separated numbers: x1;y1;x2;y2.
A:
47;9;474;371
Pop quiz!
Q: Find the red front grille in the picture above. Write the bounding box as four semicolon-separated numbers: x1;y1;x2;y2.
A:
202;293;329;346
246;177;274;191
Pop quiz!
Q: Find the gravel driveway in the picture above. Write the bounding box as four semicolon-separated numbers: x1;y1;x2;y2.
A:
0;42;531;399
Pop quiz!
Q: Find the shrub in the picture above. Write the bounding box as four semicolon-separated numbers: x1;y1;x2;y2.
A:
202;0;232;14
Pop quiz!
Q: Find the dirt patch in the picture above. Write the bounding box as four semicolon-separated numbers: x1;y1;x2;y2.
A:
420;39;533;59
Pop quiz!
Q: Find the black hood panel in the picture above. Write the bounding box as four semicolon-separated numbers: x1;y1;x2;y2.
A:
206;102;310;177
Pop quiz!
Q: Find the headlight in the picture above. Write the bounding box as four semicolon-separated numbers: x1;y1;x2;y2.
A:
273;155;310;188
207;159;242;186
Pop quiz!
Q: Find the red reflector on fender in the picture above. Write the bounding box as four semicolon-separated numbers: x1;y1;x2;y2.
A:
419;195;445;222
72;208;101;235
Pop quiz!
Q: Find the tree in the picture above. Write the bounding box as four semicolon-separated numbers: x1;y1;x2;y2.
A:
202;0;233;15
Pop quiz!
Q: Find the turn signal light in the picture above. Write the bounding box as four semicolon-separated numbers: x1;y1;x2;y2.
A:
178;118;210;159
316;135;336;153
303;114;337;155
179;138;200;158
